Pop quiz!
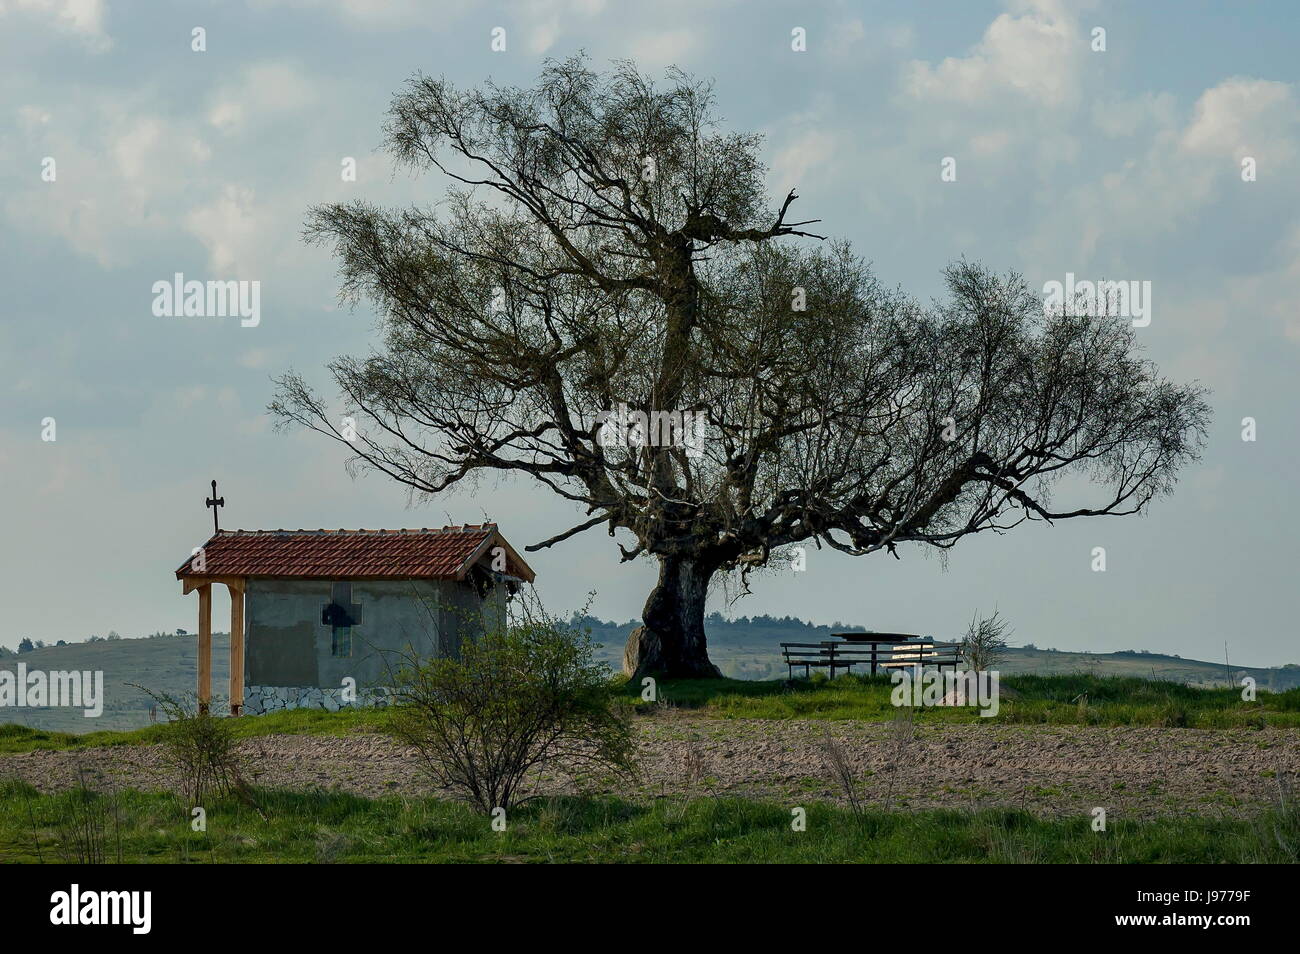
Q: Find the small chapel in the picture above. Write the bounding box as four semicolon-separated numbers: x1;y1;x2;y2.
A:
174;487;534;714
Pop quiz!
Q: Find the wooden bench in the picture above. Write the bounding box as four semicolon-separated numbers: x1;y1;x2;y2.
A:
781;638;962;679
780;643;879;678
878;640;962;672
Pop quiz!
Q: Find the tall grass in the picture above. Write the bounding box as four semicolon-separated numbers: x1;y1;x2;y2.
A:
3;783;1297;864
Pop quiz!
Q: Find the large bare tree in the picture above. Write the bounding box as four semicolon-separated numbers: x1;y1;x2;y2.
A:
272;56;1211;679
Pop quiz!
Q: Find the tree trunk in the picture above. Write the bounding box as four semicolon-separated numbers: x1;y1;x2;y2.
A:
623;555;722;680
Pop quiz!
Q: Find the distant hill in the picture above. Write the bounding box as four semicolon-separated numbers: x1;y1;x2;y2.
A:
1;634;230;734
3;617;1297;733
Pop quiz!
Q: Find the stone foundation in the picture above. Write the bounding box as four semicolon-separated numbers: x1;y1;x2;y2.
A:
243;685;398;715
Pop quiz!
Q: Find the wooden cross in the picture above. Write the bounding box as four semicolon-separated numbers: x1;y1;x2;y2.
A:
205;479;224;534
322;582;362;628
322;582;362;657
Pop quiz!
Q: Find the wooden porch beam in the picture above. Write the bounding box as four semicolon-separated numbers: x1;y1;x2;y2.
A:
197;583;212;712
182;575;244;595
227;580;245;715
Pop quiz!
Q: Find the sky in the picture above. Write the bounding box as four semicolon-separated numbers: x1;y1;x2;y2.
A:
1;0;1297;666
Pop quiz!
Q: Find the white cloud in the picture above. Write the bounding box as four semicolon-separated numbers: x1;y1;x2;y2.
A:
185;185;262;274
246;0;609;40
970;129;1012;157
208;62;318;134
1245;223;1300;346
0;0;111;50
626;28;696;68
1091;92;1178;138
511;0;610;54
209;101;244;132
1181;77;1297;163
826;18;914;61
246;0;459;26
238;347;272;370
17;104;53;129
826;18;866;58
111;117;163;180
1029;76;1300;265
770;129;841;188
526;18;560;54
903;0;1079;108
5;102;212;267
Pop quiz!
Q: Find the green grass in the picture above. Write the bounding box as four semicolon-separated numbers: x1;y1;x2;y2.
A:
631;673;1300;727
0;706;391;754
1;779;1294;864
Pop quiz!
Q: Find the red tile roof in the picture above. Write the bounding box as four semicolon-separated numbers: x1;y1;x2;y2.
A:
175;523;535;583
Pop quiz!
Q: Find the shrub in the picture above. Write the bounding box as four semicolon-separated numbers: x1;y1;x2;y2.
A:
962;610;1012;672
387;600;636;813
53;768;123;864
131;687;243;806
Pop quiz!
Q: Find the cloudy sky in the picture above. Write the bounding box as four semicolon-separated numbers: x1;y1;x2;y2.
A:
2;0;1297;666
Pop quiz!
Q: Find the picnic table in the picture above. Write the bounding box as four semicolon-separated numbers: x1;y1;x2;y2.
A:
780;632;962;679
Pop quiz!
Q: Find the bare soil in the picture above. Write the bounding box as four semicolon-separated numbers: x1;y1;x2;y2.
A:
4;715;1295;819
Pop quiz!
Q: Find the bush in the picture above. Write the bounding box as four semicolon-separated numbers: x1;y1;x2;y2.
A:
962;610;1012;672
388;600;636;814
131;687;243;806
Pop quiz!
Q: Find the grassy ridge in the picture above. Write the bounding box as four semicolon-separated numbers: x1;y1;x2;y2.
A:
2;673;1297;755
634;673;1300;727
6;628;1299;735
2;780;1296;864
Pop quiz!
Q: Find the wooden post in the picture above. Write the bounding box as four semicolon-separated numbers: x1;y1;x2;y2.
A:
197;583;212;713
228;581;245;716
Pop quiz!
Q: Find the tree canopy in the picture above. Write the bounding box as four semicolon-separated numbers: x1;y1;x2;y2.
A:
273;55;1211;678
